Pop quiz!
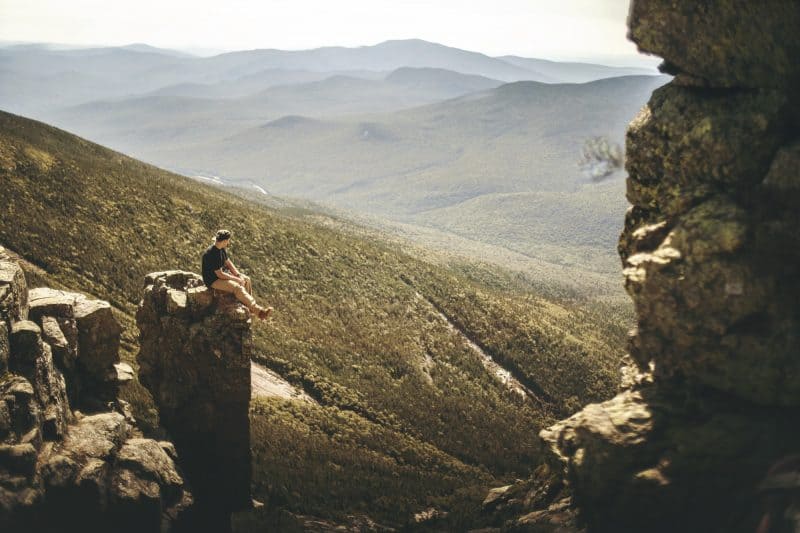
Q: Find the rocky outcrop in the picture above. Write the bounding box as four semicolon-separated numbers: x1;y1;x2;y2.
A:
479;463;581;532
530;2;800;533
0;246;193;532
136;271;253;531
27;287;126;411
482;2;800;532
627;1;800;89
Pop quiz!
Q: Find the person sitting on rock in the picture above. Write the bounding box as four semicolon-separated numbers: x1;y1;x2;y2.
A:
202;229;273;320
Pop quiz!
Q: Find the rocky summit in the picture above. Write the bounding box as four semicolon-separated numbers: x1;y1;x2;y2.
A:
136;270;253;532
0;247;193;532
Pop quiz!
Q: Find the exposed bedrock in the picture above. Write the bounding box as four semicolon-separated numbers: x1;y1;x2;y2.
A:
136;270;253;531
628;0;800;89
0;247;193;532
539;1;800;532
482;2;800;532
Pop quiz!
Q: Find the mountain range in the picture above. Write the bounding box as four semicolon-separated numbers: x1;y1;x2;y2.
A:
0;38;656;114
47;74;667;275
0;38;666;284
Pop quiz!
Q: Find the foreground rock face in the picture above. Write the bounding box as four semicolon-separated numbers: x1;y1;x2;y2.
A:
528;2;800;533
0;247;193;532
136;271;252;527
627;1;800;89
482;2;800;532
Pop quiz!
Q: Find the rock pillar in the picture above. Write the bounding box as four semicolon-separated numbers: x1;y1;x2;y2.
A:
136;271;253;531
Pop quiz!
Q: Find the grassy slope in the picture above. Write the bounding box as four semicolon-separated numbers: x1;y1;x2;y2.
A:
413;177;629;275
0;110;627;527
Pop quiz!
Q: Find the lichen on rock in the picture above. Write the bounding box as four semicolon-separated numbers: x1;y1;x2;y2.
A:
627;0;800;89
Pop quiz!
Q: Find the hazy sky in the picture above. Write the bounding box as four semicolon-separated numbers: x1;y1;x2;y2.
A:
0;0;656;66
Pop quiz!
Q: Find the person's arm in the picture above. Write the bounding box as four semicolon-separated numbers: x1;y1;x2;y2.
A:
225;258;241;277
214;267;242;283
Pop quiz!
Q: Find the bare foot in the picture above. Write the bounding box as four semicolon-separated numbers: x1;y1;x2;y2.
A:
258;306;273;320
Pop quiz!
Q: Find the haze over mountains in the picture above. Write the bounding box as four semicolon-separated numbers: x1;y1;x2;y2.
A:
0;38;666;279
0;39;655;112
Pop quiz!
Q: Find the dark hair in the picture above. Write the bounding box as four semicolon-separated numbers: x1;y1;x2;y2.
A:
215;229;232;242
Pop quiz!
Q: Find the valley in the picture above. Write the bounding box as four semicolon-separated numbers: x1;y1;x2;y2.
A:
0;109;627;528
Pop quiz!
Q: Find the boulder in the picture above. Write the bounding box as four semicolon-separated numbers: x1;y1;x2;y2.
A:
40;315;75;372
73;297;122;382
27;287;124;409
541;386;800;532
625;85;789;217
28;288;77;322
111;362;135;384
114;438;186;503
9;321;42;369
108;437;196;532
0;443;37;477
56;412;129;461
621;195;800;405
489;3;800;531
0;376;39;444
39;414;194;531
618;19;800;407
27;290;80;375
109;467;162;527
9;321;71;440
0;255;194;532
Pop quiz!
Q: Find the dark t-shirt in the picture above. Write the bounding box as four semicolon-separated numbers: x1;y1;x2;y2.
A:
202;244;228;287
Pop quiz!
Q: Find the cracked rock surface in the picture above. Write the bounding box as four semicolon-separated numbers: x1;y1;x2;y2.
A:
0;247;193;532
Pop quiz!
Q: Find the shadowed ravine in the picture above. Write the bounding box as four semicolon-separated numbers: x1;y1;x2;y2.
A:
401;275;553;408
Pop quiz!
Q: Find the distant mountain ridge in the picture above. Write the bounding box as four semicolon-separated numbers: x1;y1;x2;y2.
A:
203;39;540;81
498;55;657;83
46;74;666;275
0;38;658;116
